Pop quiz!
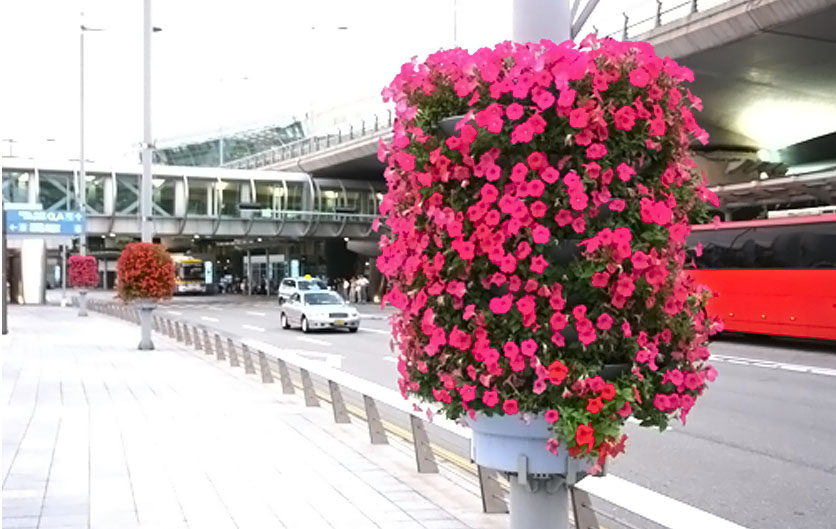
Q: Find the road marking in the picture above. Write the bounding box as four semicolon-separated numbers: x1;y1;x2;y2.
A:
242;324;265;332
201;316;219;323
166;310;182;316
246;311;266;317
383;356;398;363
296;351;343;369
297;336;332;347
712;354;836;378
360;328;391;335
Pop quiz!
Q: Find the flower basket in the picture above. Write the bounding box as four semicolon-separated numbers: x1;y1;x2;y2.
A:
377;36;723;472
116;242;176;302
67;255;99;289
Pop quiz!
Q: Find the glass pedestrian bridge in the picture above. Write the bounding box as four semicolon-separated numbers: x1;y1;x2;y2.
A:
1;158;383;239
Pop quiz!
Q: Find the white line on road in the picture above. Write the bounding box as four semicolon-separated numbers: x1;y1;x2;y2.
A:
242;324;266;332
297;336;332;347
208;307;222;312
712;354;836;378
383;356;398;363
166;310;182;316
246;311;266;317
201;316;219;323
360;328;391;335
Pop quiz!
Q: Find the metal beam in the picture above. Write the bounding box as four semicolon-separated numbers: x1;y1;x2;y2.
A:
572;0;601;39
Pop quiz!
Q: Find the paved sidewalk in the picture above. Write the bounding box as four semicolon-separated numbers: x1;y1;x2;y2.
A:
2;306;503;529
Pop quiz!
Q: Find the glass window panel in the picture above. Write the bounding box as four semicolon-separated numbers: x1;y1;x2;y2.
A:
216;180;240;216
344;190;360;212
2;169;31;202
116;174;140;214
39;171;73;211
187;180;211;216
85;173;108;214
285;182;304;212
320;188;340;212
152;177;176;216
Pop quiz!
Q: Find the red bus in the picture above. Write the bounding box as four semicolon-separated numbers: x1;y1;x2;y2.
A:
686;213;836;341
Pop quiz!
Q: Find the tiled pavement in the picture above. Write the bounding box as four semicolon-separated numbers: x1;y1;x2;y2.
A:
1;306;504;529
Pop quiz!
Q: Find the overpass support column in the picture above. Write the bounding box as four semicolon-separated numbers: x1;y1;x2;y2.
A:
174;179;186;217
513;0;571;44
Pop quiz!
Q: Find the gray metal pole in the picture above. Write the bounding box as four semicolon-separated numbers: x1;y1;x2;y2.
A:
265;249;270;296
79;24;87;256
140;0;153;243
246;248;252;296
512;0;571;43
61;244;67;305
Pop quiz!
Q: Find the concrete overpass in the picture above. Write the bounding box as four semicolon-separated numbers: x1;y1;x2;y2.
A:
227;0;836;207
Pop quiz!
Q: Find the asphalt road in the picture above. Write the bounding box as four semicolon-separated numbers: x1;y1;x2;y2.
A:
157;294;836;529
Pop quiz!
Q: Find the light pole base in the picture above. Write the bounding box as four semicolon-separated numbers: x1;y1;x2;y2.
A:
77;291;89;317
137;301;156;350
509;473;569;529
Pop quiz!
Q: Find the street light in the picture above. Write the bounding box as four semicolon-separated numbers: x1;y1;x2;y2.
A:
141;0;163;243
79;15;105;256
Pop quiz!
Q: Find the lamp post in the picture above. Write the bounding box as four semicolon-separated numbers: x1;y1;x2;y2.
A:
80;16;104;256
141;0;163;243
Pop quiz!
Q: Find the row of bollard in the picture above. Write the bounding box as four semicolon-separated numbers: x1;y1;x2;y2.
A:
86;299;513;516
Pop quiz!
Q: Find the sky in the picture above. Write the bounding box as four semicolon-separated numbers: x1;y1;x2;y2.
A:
0;0;657;163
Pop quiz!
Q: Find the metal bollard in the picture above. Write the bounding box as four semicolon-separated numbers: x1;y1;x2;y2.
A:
300;369;319;407
184;324;193;346
193;326;203;350
363;395;388;445
257;351;274;383
478;466;509;514
227;338;239;367
276;358;294;394
214;334;226;361
410;415;439;473
203;329;214;355
328;381;350;423
241;344;256;374
175;322;184;342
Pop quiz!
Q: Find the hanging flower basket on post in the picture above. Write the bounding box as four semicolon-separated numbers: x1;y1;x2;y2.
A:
67;254;99;317
377;35;723;526
116;242;176;350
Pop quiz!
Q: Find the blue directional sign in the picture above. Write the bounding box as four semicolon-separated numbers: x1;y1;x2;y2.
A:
4;210;85;236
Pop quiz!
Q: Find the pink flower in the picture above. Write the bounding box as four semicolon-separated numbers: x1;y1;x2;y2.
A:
526;179;545;198
506;102;525;120
704;365;719;382
521;339;538;357
596;313;614;331
630;251;651;271
515;296;536;316
608;199;626;212
617;401;632;418
446;280;466;298
586;143;607;159
615;276;635;297
558;88;576;107
616;163;635;182
548;360;568;384
502;398;519;415
516;241;532;259
540;166;560;184
531;224;551;244
590;271;610;288
530;255;549;274
482;389;499;407
586;397;604;414
621;320;632;337
532;86;555;110
526;151;548;170
569;107;589;129
545;409;560;423
459;384;477;402
529;200;548;218
489;294;513;314
463;304;476;320
511;162;529;183
533;379;547;394
629;67;650;87
569;192;589;211
613;105;636;131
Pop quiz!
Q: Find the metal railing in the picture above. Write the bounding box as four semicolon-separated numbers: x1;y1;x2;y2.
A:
87;299;749;529
593;0;731;41
225;108;395;170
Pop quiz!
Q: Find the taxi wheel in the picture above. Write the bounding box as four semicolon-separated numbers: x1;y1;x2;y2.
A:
301;316;310;333
281;313;290;329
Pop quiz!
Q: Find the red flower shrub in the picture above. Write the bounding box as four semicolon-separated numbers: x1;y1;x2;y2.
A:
377;36;723;464
116;242;176;302
67;255;99;288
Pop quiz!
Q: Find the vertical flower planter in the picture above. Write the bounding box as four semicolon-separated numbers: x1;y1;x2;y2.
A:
377;35;724;529
116;243;176;351
67;255;98;317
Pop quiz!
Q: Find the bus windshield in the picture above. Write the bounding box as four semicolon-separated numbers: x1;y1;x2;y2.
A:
178;263;204;281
